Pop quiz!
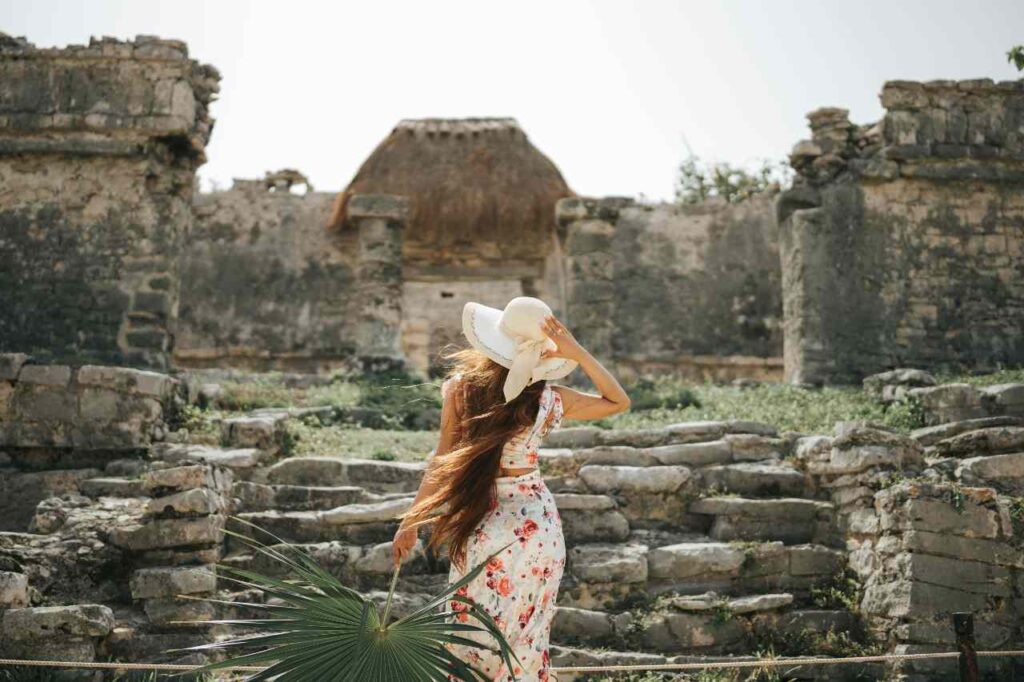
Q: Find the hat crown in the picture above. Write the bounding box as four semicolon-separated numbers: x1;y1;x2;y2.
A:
497;296;551;341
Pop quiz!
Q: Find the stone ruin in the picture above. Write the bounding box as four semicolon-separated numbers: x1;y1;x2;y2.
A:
1;31;1024;682
779;80;1024;385
0;353;1022;680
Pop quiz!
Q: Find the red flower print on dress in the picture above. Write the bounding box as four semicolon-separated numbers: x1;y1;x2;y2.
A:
486;557;504;573
518;518;539;540
518;604;536;628
497;576;514;597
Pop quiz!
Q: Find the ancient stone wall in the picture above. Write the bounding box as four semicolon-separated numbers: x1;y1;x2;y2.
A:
778;79;1024;385
178;177;360;372
0;35;219;371
557;195;784;383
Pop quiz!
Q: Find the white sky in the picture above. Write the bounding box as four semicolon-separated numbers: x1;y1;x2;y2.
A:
2;0;1022;201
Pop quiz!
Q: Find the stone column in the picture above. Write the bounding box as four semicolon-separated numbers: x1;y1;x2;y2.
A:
556;197;631;371
349;194;408;373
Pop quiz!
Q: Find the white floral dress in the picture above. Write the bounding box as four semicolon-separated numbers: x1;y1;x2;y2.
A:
441;375;566;682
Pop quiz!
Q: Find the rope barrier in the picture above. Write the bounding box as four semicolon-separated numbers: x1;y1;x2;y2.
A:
0;650;1022;675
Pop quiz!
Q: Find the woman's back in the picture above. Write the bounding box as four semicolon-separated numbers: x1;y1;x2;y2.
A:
442;372;564;469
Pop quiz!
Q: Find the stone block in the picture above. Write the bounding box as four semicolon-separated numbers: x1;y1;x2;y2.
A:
911;416;1022;447
909;384;987;425
146;488;226;516
109;515;226;551
724;434;784;461
933;426;1024;458
648;440;732;466
552;606;614;642
561;508;630;543
143;597;218;627
1;604;114;640
542;426;601;449
575;446;660;467
647;542;746;581
143;464;232;493
569;544;648;583
0;353;31;381
76;365;176;398
641;611;747;652
956;453;1024;493
699;462;806;497
0;571;29;608
130;566;217;599
17;364;72;387
552;494;616;511
319;497;413;525
861;579;989;618
578;464;691;494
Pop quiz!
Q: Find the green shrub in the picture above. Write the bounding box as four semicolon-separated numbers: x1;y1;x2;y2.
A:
628;377;702;411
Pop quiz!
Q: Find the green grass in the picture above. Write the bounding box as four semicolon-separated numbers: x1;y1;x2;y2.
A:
933;367;1024;387
598;382;894;434
284;420;438;462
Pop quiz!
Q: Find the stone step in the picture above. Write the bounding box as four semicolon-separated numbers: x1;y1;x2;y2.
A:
230;480;382;512
930;426;1024;458
690;497;834;544
550;645;882;682
911;415;1023;447
155;443;268;480
562;539;845;610
697;461;808;497
954;452;1024;495
542;420;779;451
228;497;415;547
80;476;147;498
262;457;425;493
551;601;857;657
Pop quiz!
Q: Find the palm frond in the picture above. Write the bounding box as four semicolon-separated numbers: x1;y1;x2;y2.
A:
168;514;521;682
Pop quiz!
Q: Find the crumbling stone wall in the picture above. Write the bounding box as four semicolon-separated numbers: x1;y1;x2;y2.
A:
179;176;359;371
0;34;219;371
778;79;1024;385
557;195;783;383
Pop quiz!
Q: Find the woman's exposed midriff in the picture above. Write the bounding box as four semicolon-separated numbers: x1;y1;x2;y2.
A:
498;466;538;477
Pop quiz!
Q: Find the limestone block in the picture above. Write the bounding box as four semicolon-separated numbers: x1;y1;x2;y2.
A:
143;464;232;493
578;464;691;494
80;476;147;498
788;544;846;576
900;530;1024;568
911;416;1022;447
877;495;1000;538
981;383;1024;414
568;544;648;583
647;542;746;581
909;384;987;425
0;353;31;381
354;540;424;575
319;497;413;526
728;593;794;614
220;414;287;450
552;606;614;641
641;611;747;652
265;456;346;485
143;597;218;627
109;515;226;551
649;440;732;466
863;368;936;402
662;421;728;443
861;579;989;618
159;443;262;473
561;508;630;543
932;426;1024;458
146;488;226;516
1;604;114;640
538;448;576;476
130;566;217;599
724;434;784;461
0;572;29;608
552;494;616;511
699;462;806;497
575;446;660;467
76;365;176;398
17;364;72;387
956;453;1024;493
541;426;601;450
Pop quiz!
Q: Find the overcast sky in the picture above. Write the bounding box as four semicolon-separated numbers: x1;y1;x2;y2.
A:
3;0;1022;201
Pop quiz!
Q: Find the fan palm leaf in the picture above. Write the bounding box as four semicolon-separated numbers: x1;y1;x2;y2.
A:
167;515;521;682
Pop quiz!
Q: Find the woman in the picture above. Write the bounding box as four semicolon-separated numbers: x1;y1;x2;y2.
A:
392;296;631;681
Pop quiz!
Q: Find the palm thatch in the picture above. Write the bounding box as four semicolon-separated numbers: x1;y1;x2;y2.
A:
328;118;573;268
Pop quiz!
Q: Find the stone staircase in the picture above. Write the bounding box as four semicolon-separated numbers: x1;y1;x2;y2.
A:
202;419;865;678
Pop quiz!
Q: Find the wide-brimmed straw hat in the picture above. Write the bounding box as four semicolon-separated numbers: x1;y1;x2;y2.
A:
462;296;578;403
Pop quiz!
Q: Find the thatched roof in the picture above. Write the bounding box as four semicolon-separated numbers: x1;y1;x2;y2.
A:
328;117;573;267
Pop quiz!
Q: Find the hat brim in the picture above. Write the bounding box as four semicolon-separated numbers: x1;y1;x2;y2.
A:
462;302;578;381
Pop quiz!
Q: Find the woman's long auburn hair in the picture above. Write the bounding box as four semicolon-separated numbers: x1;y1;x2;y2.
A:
400;346;547;570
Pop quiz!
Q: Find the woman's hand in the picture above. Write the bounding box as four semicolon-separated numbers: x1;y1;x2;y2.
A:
392;526;418;565
540;314;586;362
